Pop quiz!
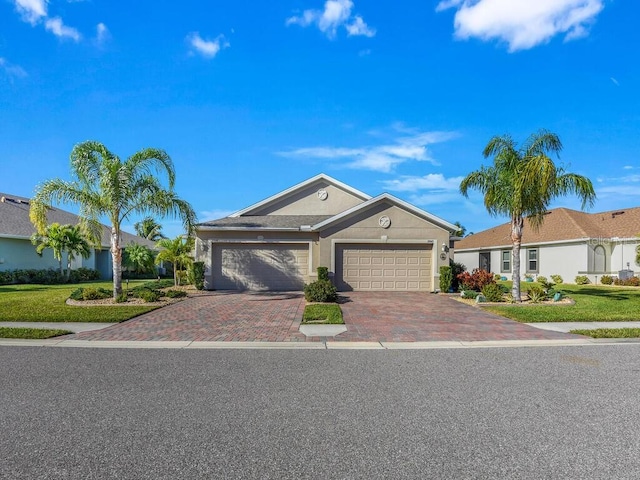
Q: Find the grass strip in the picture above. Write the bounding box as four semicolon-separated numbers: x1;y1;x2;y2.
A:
302;304;344;324
0;327;73;339
569;328;640;338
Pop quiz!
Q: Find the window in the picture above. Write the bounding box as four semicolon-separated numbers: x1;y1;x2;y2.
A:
501;250;511;272
594;245;606;273
527;249;538;273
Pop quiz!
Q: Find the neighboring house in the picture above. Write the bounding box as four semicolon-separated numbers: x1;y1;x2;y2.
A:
454;207;640;284
0;192;155;279
194;174;457;292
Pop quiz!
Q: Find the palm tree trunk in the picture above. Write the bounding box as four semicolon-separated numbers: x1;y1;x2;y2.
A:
111;227;123;298
66;255;71;281
511;216;524;302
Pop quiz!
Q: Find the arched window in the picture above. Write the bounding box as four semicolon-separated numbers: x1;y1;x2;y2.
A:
594;245;606;273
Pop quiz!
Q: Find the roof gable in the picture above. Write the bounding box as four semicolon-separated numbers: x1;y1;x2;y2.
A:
312;193;458;233
230;173;371;217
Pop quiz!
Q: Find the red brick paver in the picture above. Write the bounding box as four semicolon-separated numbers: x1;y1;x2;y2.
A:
72;291;579;342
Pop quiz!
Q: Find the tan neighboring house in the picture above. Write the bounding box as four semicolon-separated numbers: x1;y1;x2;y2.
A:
0;192;155;279
194;174;457;292
454;207;640;284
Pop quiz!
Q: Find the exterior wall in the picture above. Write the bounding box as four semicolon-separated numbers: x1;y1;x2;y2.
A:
609;240;640;278
247;181;364;216
0;237;64;271
318;202;451;290
194;230;320;289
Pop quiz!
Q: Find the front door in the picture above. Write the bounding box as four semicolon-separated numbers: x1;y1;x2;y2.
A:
479;252;491;272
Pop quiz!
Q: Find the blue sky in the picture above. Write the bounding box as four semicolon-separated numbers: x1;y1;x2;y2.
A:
1;0;638;237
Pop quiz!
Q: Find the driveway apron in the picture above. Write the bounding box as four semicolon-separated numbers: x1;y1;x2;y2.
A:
71;291;579;343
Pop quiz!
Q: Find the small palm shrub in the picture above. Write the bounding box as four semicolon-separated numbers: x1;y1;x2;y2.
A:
600;275;613;285
165;289;187;298
551;274;563;284
527;285;546;303
481;283;504;302
461;290;479;299
304;280;337;303
132;287;161;302
115;293;128;303
575;275;590;285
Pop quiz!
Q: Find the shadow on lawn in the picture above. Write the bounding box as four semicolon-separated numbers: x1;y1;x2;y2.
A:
0;285;49;293
568;288;631;301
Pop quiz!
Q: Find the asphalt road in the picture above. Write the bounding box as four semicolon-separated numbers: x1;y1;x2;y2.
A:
1;345;639;479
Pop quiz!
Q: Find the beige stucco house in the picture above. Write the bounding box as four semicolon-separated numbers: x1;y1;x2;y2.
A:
194;174;457;291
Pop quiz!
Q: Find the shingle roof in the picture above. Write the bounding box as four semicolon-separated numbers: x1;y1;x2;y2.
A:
0;192;156;248
197;215;333;230
455;207;640;250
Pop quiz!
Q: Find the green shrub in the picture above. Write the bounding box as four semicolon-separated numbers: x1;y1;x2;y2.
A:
439;266;453;293
115;293;129;303
317;266;330;281
600;275;613;285
527;285;546;303
456;269;495;291
69;288;84;301
613;276;640;287
81;287;111;301
165;289;187;298
494;274;502;281
575;275;590;285
188;261;205;290
481;283;504;302
461;290;479;299
536;275;548;284
138;279;174;290
303;280;337;303
132;288;161;302
551;274;563;284
450;261;466;292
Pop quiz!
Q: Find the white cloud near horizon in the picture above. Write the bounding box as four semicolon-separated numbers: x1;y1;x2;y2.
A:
436;0;604;52
595;173;640;198
187;32;229;58
279;128;457;173
286;0;375;39
0;57;28;80
45;17;81;41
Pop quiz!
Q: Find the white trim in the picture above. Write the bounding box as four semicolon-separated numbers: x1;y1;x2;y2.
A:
313;193;457;232
229;173;371;218
330;238;436;280
196;226;301;232
455;237;591;252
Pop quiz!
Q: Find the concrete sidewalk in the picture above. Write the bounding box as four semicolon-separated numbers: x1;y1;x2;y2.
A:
526;321;640;333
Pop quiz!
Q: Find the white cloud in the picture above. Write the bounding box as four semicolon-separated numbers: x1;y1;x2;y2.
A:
382;174;465;192
279;128;457;173
14;0;47;24
287;0;375;39
0;57;28;79
610;77;620;86
187;32;229;58
45;16;81;41
95;22;110;45
436;0;605;52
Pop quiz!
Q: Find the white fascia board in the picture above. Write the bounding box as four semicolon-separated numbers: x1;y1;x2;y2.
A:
195;226;301;232
0;233;110;249
312;193;458;232
454;237;593;252
229;173;371;218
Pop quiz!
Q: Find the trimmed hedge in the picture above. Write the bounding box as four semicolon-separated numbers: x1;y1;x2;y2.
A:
0;268;100;285
304;280;337;303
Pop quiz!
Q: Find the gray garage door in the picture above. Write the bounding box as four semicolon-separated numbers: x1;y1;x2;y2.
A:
212;244;309;291
335;244;432;291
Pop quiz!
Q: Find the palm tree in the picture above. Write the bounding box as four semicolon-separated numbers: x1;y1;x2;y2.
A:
30;141;196;298
453;221;466;237
64;224;92;280
134;216;166;241
460;130;596;301
124;242;156;275
31;223;69;275
155;236;194;286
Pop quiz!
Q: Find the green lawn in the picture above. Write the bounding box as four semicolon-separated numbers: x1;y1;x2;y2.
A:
484;284;640;323
0;327;73;339
302;304;344;324
570;328;640;338
0;281;157;323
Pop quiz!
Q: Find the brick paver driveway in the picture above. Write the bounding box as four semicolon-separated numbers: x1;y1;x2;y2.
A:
73;291;577;342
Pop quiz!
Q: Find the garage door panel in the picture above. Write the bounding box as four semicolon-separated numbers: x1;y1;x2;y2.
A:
336;244;432;291
213;244;308;291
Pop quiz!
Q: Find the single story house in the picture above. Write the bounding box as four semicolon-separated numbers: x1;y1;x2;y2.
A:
454;207;640;284
0;192;155;279
194;174;457;292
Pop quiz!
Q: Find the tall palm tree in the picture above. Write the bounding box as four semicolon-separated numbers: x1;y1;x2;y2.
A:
30;141;196;298
64;224;92;280
134;216;166;241
460;130;596;301
155;236;194;286
124;242;156;275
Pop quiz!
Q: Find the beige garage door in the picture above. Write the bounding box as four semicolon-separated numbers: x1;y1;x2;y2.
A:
335;244;432;291
212;244;309;291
